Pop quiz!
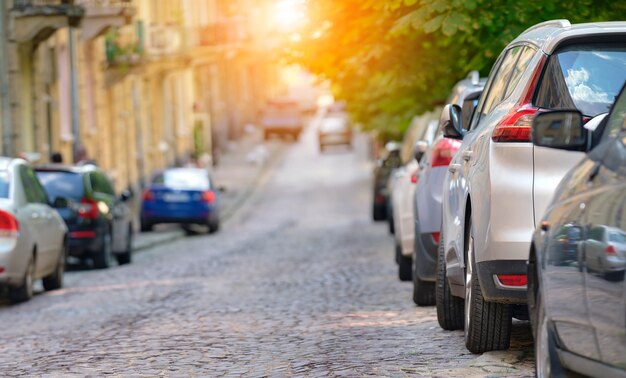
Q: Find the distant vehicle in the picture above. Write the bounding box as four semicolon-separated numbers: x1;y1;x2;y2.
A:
437;20;626;353
36;165;134;268
140;168;220;233
318;115;352;151
411;74;484;305
372;143;401;221
0;159;67;303
529;81;626;377
261;99;304;140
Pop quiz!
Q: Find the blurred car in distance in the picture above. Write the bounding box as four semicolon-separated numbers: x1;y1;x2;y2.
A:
372;142;401;221
411;73;485;305
261;99;304;140
1;158;67;303
528;82;626;377
36;165;134;268
318;115;352;151
437;19;626;353
141;168;220;234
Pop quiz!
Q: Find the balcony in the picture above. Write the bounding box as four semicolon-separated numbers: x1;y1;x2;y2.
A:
11;0;85;44
145;24;184;57
75;0;135;41
105;22;142;68
197;18;250;47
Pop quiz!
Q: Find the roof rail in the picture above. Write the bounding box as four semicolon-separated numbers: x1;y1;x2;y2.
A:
521;19;571;35
466;70;480;85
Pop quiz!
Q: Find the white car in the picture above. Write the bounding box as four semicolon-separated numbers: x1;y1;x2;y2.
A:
437;20;626;353
0;158;68;303
391;111;440;281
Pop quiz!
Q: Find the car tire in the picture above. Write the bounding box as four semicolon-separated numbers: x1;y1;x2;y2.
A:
9;256;35;303
398;251;412;282
116;225;133;265
208;218;220;234
436;230;464;330
373;202;386;221
93;230;113;269
464;221;512;353
387;204;395;235
140;219;153;232
412;251;435;306
43;238;66;291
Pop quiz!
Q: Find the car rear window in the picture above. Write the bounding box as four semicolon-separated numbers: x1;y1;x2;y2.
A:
535;44;626;117
153;169;210;190
320;117;348;133
0;171;9;198
35;171;84;200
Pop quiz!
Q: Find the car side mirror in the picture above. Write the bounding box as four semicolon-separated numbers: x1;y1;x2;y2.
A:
52;196;69;209
120;190;133;202
532;110;586;151
413;140;429;162
441;104;464;140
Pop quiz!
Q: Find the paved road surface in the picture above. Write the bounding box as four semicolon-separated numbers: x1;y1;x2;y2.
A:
0;123;534;376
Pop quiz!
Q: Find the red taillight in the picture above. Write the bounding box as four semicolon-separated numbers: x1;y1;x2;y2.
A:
142;190;155;201
375;194;385;203
491;105;539;143
77;197;99;219
70;231;97;239
202;191;215;203
0;210;19;238
0;266;4;273
497;274;528;287
410;169;419;184
432;232;440;244
605;245;617;256
431;139;462;167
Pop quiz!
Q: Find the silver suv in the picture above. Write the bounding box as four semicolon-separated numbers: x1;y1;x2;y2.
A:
436;20;626;353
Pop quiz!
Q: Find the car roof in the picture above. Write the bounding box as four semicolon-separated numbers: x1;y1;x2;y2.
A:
511;20;626;54
34;163;98;174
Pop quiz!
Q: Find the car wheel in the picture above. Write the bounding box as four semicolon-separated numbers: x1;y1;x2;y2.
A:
373;202;386;221
9;256;35;303
93;230;113;269
116;225;133;265
413;250;435;306
398;250;412;281
140;219;153;232
436;229;464;330
464;221;512;353
387;204;395;235
208;218;220;234
43;238;66;291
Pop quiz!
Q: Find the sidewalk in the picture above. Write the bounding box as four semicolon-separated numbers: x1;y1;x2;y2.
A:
132;127;288;252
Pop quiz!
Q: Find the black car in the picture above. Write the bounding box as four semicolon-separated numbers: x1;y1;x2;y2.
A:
372;144;401;221
35;165;134;268
528;84;626;376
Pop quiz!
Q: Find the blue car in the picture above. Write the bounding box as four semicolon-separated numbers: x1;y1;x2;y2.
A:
140;168;220;233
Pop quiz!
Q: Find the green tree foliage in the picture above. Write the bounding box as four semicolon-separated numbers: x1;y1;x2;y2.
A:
287;0;626;140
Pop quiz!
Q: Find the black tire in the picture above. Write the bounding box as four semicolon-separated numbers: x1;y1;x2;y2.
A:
436;231;464;330
43;239;66;291
208;219;220;234
398;250;412;281
387;203;395;235
464;221;512;353
9;257;35;303
373;202;386;221
116;226;133;265
93;230;113;269
140;219;153;232
413;251;435;306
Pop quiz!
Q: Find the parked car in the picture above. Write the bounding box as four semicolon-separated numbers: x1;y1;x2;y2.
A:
261;99;304;140
411;73;485;305
0;158;67;303
35;165;134;268
436;20;626;353
372;143;401;221
528;82;626;377
318;115;352;151
140;168;220;233
391;112;440;281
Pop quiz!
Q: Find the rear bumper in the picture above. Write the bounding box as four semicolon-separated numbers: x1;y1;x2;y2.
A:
68;232;104;257
319;133;351;145
476;260;527;304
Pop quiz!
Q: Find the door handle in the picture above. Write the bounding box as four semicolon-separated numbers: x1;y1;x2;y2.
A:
449;163;462;173
462;151;473;161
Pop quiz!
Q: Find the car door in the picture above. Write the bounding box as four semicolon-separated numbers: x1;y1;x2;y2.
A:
580;106;626;368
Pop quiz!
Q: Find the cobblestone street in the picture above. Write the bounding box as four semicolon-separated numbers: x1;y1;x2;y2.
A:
0;125;535;377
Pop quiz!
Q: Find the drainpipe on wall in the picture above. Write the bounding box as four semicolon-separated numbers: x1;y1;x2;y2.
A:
0;2;13;156
69;27;80;162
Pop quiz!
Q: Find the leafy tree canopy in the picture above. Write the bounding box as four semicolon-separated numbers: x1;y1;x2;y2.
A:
286;0;626;140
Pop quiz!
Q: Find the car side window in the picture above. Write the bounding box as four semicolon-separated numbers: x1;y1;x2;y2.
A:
503;46;536;99
19;166;49;204
90;172;115;196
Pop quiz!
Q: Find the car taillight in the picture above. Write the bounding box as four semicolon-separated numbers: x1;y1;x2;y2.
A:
142;190;155;201
0;210;19;238
491;105;539;143
410;169;419;184
432;232;440;244
497;274;527;287
77;197;99;219
605;245;617;256
202;191;215;203
432;139;462;167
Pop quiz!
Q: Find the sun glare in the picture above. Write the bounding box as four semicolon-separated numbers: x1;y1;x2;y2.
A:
273;0;306;32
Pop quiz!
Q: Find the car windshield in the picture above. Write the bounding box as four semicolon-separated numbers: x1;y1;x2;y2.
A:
35;171;84;200
536;44;626;117
153;169;210;190
0;171;9;198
